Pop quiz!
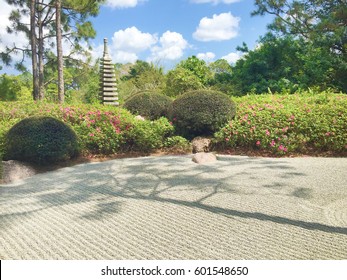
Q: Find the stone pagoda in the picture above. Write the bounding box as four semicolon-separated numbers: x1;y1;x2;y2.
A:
99;38;119;106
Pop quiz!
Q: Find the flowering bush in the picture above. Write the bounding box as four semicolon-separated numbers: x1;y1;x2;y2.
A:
1;90;346;159
0;102;174;157
214;92;347;155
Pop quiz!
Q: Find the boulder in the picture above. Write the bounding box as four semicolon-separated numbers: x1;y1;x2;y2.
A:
192;137;212;153
1;160;37;184
192;152;217;164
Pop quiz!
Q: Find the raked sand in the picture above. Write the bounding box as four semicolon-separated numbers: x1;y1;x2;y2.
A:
0;155;346;259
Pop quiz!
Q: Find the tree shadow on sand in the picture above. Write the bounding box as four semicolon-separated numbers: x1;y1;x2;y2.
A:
1;155;346;235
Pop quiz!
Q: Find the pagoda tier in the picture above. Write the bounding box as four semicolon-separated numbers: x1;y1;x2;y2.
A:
99;38;119;106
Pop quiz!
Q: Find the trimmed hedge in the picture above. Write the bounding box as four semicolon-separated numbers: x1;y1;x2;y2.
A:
214;92;347;155
123;91;172;120
4;116;79;164
170;89;236;138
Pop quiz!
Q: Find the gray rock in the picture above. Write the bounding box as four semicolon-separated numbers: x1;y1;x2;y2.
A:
1;160;37;184
192;152;217;164
192;137;212;153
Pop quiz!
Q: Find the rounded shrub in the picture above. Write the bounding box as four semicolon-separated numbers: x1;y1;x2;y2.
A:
123;117;174;152
123;91;172;120
4;116;79;165
170;89;236;138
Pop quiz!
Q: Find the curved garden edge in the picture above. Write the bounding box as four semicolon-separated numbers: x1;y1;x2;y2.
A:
1;146;346;185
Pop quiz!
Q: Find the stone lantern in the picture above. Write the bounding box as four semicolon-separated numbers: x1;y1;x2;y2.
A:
99;38;119;106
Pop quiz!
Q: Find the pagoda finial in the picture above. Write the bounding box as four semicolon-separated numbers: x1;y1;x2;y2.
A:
103;38;110;58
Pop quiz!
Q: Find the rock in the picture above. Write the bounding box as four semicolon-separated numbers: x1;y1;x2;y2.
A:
1;160;37;184
135;115;145;121
192;152;217;164
192;137;212;153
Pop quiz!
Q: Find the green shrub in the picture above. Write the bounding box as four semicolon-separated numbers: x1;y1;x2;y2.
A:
123;91;172;120
163;136;192;153
170;89;236;138
214;92;347;155
4;116;79;165
124;117;174;152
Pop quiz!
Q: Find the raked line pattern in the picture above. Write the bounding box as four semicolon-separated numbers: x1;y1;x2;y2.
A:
1;155;346;259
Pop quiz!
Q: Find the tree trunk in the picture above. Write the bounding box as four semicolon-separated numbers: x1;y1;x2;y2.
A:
30;0;39;100
56;0;64;103
38;15;45;101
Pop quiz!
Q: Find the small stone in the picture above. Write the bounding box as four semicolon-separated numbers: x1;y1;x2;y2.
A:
192;153;217;164
192;137;212;153
1;160;37;184
135;115;145;121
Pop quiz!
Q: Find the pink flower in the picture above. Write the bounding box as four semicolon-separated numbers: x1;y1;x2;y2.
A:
278;145;288;152
225;138;230;142
256;140;261;146
325;132;331;136
265;129;270;136
270;140;275;147
89;133;94;137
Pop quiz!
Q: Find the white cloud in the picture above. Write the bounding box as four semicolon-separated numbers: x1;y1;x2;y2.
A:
193;12;240;42
105;0;146;9
93;28;188;64
197;52;216;61
113;51;138;64
221;51;242;64
149;31;189;61
191;0;240;4
112;26;157;53
108;26;157;63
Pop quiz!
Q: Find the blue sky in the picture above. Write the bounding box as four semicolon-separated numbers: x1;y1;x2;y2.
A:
90;0;274;68
0;0;274;73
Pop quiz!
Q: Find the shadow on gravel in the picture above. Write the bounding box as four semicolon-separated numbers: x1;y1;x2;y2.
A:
1;155;346;236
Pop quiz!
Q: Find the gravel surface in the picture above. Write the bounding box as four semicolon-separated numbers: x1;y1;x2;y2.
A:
1;155;346;260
